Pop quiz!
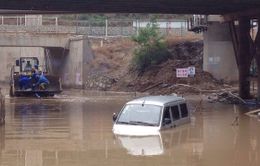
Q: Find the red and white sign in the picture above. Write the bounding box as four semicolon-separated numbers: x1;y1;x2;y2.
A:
176;68;189;78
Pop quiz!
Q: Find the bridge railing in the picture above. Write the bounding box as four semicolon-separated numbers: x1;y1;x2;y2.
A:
0;16;192;37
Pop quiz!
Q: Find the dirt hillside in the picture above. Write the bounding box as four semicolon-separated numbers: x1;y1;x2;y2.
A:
87;36;227;95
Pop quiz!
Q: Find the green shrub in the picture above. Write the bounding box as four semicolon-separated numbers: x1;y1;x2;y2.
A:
131;21;170;72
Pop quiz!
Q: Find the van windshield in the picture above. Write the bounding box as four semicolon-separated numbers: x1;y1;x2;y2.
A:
117;104;162;126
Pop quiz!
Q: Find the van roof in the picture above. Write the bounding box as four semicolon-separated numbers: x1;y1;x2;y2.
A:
127;95;185;106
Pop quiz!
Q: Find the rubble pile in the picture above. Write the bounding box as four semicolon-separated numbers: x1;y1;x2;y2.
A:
85;74;118;91
207;91;246;104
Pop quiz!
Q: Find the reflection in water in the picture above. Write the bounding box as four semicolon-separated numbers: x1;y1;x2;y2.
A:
114;123;204;157
0;94;260;166
115;134;164;156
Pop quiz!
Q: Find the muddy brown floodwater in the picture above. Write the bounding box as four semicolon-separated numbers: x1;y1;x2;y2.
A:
0;91;260;166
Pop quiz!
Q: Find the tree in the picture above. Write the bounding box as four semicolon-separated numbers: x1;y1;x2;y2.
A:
131;21;170;72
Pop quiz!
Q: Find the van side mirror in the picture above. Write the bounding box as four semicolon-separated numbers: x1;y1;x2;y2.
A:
112;113;117;122
15;60;20;66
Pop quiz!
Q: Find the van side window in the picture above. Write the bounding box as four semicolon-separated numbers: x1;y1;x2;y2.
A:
163;107;171;125
171;105;180;120
180;103;188;118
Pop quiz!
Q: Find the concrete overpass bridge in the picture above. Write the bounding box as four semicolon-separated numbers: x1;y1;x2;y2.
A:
1;0;260;99
1;0;260;15
0;30;93;89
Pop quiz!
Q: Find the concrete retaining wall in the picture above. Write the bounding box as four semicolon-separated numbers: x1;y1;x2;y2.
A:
45;35;94;88
62;39;84;88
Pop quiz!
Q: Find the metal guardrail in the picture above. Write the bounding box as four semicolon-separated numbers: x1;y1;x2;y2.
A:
187;15;208;33
0;16;189;37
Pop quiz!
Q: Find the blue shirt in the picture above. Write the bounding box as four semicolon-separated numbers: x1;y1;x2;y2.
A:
35;75;49;86
19;75;31;89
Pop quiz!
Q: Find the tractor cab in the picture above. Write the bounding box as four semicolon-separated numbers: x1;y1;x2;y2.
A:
19;57;39;73
14;57;44;75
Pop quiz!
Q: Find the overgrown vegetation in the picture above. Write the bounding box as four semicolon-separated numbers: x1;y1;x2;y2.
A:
131;21;170;72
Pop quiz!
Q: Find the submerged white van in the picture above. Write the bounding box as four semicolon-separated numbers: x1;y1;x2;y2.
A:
113;95;190;136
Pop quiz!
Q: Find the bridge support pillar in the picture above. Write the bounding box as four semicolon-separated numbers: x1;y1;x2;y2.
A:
203;21;238;82
255;17;260;100
237;18;252;99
